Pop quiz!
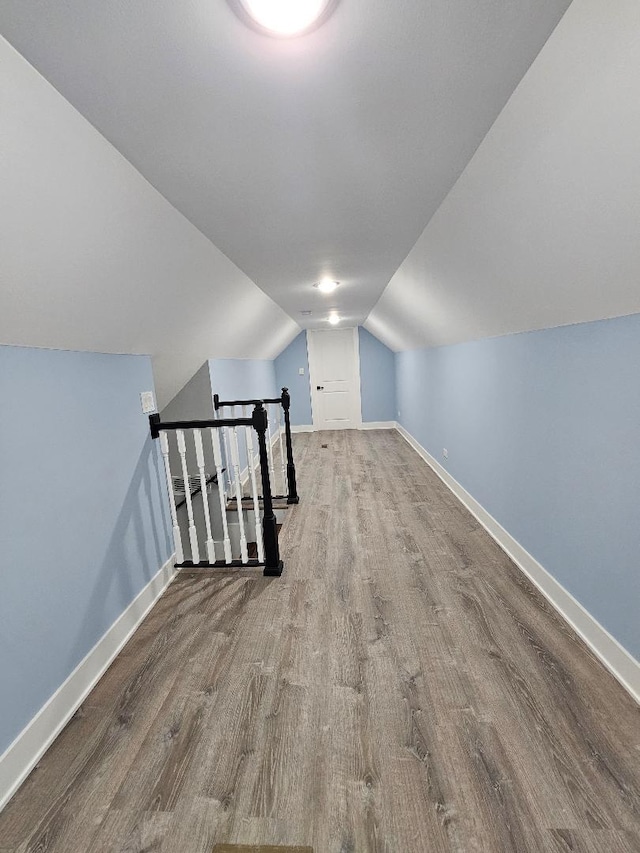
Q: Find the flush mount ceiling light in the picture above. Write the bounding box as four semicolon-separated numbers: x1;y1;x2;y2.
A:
232;0;339;38
314;278;339;293
327;313;340;325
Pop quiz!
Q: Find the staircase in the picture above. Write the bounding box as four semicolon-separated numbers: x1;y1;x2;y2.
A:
149;389;299;577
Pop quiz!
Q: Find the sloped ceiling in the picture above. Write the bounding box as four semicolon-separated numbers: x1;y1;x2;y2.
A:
0;0;571;332
0;37;299;408
367;0;640;350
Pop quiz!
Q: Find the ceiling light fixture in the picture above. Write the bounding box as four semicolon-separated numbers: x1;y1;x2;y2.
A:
315;278;339;293
327;313;340;325
232;0;338;38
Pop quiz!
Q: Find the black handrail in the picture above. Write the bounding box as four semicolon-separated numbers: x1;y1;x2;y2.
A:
214;394;282;408
213;387;299;505
149;413;251;438
149;403;282;576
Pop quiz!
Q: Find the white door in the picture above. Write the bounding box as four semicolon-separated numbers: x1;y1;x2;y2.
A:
307;328;362;430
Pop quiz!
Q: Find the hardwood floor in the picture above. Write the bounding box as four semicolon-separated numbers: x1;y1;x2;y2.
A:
1;430;638;852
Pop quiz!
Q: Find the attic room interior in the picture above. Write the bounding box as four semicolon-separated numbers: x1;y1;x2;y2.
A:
0;0;639;850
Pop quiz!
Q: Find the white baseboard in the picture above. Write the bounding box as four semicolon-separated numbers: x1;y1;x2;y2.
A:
395;423;640;704
359;421;397;430
0;553;178;813
290;422;396;433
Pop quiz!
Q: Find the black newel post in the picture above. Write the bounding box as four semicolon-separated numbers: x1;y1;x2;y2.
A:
149;413;161;440
280;388;299;505
252;403;283;577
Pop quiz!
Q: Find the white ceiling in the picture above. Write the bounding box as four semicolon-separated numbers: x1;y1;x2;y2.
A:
0;36;299;408
0;0;572;330
366;0;640;351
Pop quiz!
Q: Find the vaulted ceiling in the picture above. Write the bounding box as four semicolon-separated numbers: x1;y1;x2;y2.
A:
0;0;572;330
367;0;640;350
5;0;638;407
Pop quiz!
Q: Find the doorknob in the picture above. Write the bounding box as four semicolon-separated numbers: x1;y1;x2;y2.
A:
317;385;324;390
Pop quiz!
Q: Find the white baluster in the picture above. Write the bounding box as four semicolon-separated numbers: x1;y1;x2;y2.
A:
177;429;200;564
193;429;215;563
275;402;287;498
210;428;232;563
229;423;249;563
159;432;184;564
265;405;277;497
221;404;233;498
243;406;264;563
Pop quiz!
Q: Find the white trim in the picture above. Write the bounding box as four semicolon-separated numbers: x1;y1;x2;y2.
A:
395;423;640;705
353;325;363;427
359;421;397;430
290;421;396;433
0;553;178;813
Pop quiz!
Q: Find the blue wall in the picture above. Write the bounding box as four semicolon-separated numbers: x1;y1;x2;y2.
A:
0;346;172;754
209;358;277;405
359;327;396;423
209;358;279;479
396;313;640;658
274;333;312;426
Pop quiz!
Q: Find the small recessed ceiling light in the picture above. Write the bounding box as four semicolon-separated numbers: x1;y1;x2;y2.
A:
314;278;339;293
233;0;338;38
300;310;313;316
327;314;340;325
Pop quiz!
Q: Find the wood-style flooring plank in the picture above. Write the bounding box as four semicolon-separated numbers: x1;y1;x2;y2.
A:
1;429;638;853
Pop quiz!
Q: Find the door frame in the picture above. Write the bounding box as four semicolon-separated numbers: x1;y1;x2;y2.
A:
306;327;362;430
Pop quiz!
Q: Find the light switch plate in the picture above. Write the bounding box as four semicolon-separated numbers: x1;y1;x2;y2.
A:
140;391;156;414
298;367;305;375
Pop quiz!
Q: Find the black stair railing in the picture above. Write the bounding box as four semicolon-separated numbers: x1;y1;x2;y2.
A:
251;403;283;577
214;387;299;505
149;402;283;577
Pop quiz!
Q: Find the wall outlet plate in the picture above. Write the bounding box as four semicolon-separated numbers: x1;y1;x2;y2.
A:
298;367;305;375
140;391;156;414
443;448;449;459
